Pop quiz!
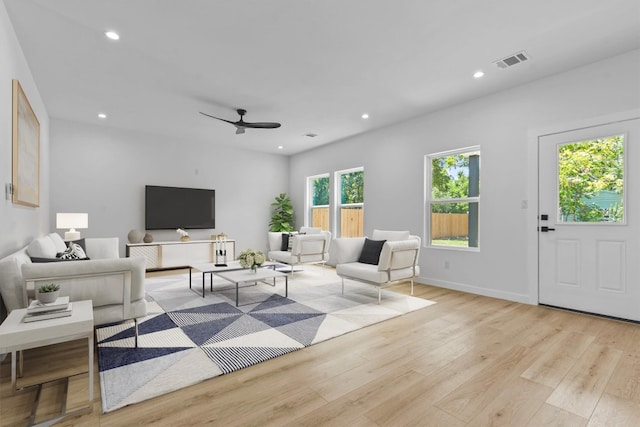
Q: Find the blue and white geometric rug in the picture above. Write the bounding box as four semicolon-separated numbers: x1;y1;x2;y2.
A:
96;267;435;413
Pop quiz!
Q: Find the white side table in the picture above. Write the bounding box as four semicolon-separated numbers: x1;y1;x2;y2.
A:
0;299;94;425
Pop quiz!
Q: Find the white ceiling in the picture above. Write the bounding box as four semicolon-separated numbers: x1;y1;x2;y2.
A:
4;0;640;155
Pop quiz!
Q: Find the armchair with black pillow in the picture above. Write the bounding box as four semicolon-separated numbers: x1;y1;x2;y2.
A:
334;230;420;303
267;227;331;274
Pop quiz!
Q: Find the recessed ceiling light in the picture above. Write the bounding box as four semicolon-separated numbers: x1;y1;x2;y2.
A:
105;31;120;40
278;145;284;150
361;113;369;119
473;70;485;79
97;113;107;119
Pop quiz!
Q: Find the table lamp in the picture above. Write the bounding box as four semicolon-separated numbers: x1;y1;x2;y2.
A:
56;213;88;240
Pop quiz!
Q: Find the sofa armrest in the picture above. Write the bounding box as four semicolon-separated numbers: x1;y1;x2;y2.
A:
378;236;421;271
85;237;120;259
22;257;146;301
268;232;283;252
332;237;365;265
291;233;330;257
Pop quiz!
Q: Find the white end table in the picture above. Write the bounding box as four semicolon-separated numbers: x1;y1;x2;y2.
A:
0;300;94;425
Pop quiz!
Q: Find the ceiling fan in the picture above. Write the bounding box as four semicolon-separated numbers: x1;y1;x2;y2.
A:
199;108;281;134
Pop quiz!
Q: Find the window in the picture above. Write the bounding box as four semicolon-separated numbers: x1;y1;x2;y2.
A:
557;135;624;223
336;168;364;237
426;147;480;249
307;174;330;231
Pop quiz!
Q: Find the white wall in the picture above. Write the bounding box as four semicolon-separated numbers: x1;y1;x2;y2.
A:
290;49;640;303
49;120;289;257
0;2;50;259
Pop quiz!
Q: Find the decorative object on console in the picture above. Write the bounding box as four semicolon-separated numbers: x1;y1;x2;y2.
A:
269;193;294;232
36;283;60;304
128;229;144;243
177;228;190;242
214;233;228;266
238;249;265;272
143;233;153;243
56;212;88;240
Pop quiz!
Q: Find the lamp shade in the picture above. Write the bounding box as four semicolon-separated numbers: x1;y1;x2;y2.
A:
56;213;88;240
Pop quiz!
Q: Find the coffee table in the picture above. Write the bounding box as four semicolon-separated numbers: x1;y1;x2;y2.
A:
215;268;288;306
0;300;94;425
189;260;276;297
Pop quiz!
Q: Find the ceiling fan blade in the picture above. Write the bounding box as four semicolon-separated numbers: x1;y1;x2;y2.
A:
199;111;237;125
241;122;281;129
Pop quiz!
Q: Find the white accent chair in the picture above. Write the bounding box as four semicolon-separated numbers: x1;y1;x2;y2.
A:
267;227;331;273
334;230;421;303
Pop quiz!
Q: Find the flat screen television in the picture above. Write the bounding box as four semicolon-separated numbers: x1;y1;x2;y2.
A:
145;185;215;230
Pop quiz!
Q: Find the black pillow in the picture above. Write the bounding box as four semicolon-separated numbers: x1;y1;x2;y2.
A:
358;238;386;265
281;233;290;251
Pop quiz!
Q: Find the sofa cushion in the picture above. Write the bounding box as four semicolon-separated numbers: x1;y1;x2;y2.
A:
299;227;322;235
372;230;410;241
358;238;386;265
26;236;57;259
48;233;68;253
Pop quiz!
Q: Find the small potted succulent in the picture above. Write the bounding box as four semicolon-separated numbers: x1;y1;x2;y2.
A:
37;283;61;304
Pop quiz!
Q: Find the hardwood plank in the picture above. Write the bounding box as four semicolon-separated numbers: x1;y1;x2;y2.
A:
521;331;595;388
545;343;623;418
605;349;640;403
527;403;589;427
470;378;553;426
587;392;640;427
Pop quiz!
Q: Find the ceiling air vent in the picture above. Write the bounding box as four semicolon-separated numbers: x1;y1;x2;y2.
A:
494;51;530;69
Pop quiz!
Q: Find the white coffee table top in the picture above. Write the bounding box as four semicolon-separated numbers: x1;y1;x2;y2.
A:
0;300;94;354
216;267;286;283
190;260;276;273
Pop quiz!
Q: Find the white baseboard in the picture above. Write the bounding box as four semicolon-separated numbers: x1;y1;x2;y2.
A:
416;276;534;305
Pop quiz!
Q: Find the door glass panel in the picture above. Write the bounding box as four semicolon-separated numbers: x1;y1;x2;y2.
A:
557;135;624;223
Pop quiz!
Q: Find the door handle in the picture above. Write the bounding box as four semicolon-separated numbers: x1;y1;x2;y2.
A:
540;226;556;232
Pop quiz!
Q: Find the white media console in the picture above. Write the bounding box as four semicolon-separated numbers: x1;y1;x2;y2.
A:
126;239;236;271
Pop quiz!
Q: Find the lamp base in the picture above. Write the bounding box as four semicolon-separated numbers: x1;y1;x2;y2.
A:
64;230;81;241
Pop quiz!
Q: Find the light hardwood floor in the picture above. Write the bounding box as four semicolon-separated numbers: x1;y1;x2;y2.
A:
2;269;640;426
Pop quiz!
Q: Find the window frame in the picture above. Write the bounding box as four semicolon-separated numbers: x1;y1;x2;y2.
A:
305;173;331;231
334;166;364;238
425;146;481;251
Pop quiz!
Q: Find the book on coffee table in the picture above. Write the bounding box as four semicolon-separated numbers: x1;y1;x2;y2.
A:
27;296;70;314
23;303;73;322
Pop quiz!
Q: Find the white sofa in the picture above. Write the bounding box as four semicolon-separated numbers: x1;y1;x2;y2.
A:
0;233;147;329
334;230;421;303
268;227;331;272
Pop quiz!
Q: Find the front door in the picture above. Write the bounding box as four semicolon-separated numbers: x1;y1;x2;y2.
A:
538;118;640;320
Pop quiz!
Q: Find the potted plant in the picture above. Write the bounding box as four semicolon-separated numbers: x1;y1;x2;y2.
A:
37;283;61;304
269;193;294;232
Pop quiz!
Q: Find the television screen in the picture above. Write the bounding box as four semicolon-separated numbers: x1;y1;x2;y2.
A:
145;185;215;230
